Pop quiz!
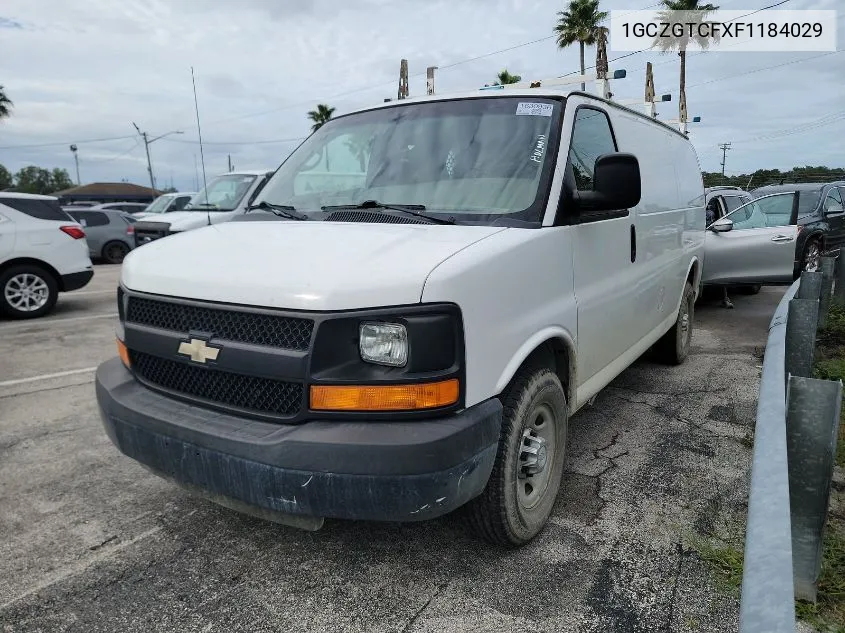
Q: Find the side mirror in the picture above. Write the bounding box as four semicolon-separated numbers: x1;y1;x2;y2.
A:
576;153;642;214
710;217;733;232
825;204;844;216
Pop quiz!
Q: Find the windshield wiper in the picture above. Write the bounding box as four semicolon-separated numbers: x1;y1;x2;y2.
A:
321;200;457;225
245;201;308;221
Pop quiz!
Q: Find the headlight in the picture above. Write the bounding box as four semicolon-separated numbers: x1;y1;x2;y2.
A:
359;322;408;367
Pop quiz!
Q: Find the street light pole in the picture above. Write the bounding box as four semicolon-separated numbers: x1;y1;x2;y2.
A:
69;144;80;185
132;123;183;192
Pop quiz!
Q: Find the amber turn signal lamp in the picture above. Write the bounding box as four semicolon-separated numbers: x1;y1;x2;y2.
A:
310;379;459;411
117;339;130;368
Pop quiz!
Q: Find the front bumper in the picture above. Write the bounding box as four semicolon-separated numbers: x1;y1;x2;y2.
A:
61;269;94;292
95;358;502;522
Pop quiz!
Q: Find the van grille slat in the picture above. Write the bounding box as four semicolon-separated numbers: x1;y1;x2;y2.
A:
126;296;313;351
130;351;302;417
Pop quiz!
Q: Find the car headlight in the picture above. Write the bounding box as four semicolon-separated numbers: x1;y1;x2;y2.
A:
359;322;408;367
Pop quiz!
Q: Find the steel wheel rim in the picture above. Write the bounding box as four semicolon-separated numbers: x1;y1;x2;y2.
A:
4;273;49;311
805;244;820;272
516;403;556;510
107;243;127;262
679;295;692;352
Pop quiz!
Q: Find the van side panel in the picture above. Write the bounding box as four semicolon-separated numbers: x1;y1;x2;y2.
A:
421;228;577;409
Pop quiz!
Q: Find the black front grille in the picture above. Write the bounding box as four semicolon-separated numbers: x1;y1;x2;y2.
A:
126;296;313;351
131;351;303;416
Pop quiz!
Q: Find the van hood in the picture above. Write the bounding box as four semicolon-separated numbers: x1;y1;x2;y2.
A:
122;221;507;310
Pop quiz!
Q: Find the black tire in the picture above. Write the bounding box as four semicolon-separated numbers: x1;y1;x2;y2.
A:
102;241;130;265
801;238;822;273
739;284;762;295
466;366;568;547
0;264;59;319
654;281;694;365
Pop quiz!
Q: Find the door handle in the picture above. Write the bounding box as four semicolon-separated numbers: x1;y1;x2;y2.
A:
630;224;636;263
771;235;794;242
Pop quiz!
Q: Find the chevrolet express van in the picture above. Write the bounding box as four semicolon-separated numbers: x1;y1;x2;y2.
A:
95;88;796;545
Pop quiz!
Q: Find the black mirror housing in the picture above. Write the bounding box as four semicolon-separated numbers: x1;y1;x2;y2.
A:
576;153;642;214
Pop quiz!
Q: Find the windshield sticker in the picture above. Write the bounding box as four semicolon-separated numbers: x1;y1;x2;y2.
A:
516;102;553;117
530;135;547;163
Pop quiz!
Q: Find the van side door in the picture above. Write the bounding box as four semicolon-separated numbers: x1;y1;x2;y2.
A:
567;105;641;385
703;192;798;285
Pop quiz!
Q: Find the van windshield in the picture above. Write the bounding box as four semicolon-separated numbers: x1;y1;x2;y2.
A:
255;96;562;224
185;174;257;211
144;196;172;214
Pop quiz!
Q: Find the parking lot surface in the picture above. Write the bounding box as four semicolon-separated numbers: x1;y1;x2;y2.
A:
0;270;783;633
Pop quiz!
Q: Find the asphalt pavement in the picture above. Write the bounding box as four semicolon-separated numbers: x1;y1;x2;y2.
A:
0;269;785;633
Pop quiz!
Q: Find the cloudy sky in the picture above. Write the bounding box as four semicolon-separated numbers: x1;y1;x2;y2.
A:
0;0;842;191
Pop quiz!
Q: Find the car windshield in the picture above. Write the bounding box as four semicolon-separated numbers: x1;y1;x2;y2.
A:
144;196;172;214
185;174;257;211
254;96;561;224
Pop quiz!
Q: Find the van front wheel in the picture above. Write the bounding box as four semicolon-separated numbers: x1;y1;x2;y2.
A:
466;367;568;547
654;281;694;365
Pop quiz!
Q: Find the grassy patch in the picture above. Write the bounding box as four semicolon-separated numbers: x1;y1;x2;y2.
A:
794;520;845;633
686;533;744;595
815;302;845;469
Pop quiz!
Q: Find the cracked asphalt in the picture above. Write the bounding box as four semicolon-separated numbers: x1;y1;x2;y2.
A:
0;268;784;633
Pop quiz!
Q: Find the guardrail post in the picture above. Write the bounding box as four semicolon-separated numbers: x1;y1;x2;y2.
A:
785;375;843;602
796;270;823;301
819;256;836;329
785;299;819;389
835;253;845;303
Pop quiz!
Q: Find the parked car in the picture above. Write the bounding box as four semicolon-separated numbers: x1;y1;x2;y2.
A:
704;186;753;224
746;182;845;274
133;192;197;220
87;202;150;215
132;171;274;247
703;190;800;290
64;208;136;264
0;193;94;319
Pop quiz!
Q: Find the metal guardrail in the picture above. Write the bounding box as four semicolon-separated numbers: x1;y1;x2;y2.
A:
740;258;844;632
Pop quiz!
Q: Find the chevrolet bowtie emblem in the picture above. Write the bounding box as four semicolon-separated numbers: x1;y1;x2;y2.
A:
177;338;220;363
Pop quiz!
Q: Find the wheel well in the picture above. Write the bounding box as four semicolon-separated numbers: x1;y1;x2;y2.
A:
0;258;62;290
503;338;574;410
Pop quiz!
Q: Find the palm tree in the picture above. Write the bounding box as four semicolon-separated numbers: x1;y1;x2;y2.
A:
344;135;372;172
493;70;522;86
307;104;335;133
651;0;719;129
554;0;609;91
0;86;13;121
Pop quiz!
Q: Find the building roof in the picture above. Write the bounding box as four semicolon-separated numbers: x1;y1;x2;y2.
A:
53;182;163;197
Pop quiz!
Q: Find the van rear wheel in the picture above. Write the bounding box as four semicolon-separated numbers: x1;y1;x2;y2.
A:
466;366;568;547
654;281;694;365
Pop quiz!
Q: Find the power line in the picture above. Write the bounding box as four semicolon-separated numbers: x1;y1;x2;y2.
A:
0;134;135;150
160;135;306;146
685;50;843;89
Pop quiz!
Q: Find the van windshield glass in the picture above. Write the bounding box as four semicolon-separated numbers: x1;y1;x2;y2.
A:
144;196;172;213
185;174;257;211
255;96;561;224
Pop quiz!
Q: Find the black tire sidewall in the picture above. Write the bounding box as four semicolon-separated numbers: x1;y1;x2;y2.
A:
0;265;58;319
499;371;568;543
103;241;129;264
674;283;694;363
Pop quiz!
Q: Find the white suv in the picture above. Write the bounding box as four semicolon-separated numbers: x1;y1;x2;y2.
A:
0;193;94;319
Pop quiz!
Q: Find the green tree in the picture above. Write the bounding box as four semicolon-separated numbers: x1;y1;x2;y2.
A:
0;85;12;121
307;104;336;133
652;0;720;129
14;166;52;194
49;168;74;192
0;164;12;190
493;70;522;86
554;0;609;91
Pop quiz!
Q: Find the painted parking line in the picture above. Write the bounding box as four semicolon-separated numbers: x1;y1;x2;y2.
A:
0;312;119;329
0;366;98;388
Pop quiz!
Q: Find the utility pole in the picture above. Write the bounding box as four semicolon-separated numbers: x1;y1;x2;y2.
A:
426;66;437;96
398;59;409;100
69;144;80;185
719;142;732;176
132;122;184;192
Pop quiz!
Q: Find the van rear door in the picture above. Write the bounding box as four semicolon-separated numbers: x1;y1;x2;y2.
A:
702;192;798;285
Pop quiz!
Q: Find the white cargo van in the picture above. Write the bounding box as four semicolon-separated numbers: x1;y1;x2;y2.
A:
96;89;782;545
132;170;273;246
